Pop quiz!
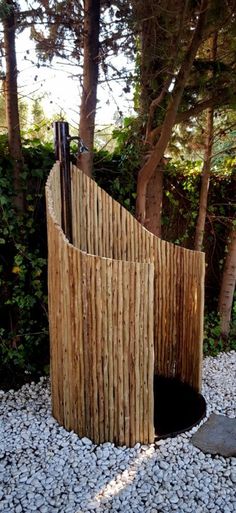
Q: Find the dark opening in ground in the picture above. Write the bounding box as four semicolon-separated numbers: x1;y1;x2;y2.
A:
154;375;206;439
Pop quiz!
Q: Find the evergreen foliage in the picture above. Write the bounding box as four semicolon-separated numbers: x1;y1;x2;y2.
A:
0;137;54;388
1;137;235;389
0;0;236;388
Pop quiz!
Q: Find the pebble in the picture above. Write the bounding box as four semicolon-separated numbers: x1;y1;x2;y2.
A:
0;352;235;512
230;471;236;483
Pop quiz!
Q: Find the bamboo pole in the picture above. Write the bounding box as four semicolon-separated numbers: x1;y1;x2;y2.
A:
90;255;99;440
139;264;144;442
95;256;104;443
148;263;155;443
117;260;125;445
143;263;149;444
123;261;130;445
107;259;114;439
112;260;118;443
101;258;109;441
81;253;91;435
134;265;140;442
129;262;136;446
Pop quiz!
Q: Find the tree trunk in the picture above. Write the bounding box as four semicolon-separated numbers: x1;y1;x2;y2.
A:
145;163;164;238
3;0;24;212
194;33;217;252
77;0;100;177
218;224;236;340
194;109;212;251
135;0;209;224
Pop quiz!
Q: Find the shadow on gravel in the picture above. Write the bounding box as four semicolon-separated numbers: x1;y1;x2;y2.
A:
154;375;206;439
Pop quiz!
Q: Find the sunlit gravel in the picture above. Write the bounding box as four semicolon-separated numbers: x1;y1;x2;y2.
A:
0;351;235;513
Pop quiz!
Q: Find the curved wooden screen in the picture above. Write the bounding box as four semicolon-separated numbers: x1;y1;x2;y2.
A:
46;163;205;446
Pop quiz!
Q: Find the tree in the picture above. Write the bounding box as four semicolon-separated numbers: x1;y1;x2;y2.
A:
77;0;101;176
194;33;217;251
133;0;236;230
218;222;236;340
2;0;24;211
135;0;209;224
27;0;132;176
133;0;191;237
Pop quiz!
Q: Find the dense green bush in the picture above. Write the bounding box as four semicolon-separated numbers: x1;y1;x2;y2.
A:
203;303;236;356
0;137;54;388
0;135;235;389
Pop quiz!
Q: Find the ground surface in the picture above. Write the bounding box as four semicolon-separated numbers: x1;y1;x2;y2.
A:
0;351;235;513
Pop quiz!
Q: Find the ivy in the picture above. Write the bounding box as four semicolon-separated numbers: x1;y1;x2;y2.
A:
0;134;235;388
0;137;54;386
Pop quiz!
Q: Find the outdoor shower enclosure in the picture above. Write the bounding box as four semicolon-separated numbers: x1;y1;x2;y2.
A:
46;162;205;447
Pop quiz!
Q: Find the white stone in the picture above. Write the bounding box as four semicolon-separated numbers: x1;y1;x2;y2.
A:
230;471;236;483
0;351;236;512
81;437;92;445
159;460;169;470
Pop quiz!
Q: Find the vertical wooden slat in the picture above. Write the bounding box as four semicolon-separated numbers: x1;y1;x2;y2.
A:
107;259;114;439
166;241;172;377
134;265;140;443
47;213;58;419
126;210;130;261
172;244;177;377
97;187;103;257
67;245;76;430
198;252;205;390
188;252;195;386
78;249;86;435
78;170;84;251
72;248;81;434
81;253;91;436
93;179;98;256
130;214;135;262
56;232;64;425
87;178;92;254
182;249;188;384
112;260;118;443
143;263;149;444
116;203;122;260
112;201;117;260
133;214;138;261
95;256;104;443
101;258;109;441
90;256;99;441
74;167;80;250
121;206;127;260
148;263;155;443
117;260;124;445
108;195;113;258
123;261;130;445
101;189;106;257
86;257;94;439
154;236;161;375
139;264;144;442
129;262;136;446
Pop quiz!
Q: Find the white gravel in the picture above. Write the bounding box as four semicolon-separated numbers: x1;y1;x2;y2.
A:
0;351;235;513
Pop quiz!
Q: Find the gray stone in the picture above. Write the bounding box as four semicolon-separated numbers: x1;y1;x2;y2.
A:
15;506;22;513
191;413;236;457
0;351;236;513
230;471;236;483
154;494;163;505
169;494;179;504
159;460;169;470
81;437;92;445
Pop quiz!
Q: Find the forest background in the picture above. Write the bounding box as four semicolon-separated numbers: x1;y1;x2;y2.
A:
0;0;236;389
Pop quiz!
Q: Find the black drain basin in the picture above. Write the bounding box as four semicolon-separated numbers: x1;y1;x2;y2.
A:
154;375;206;439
